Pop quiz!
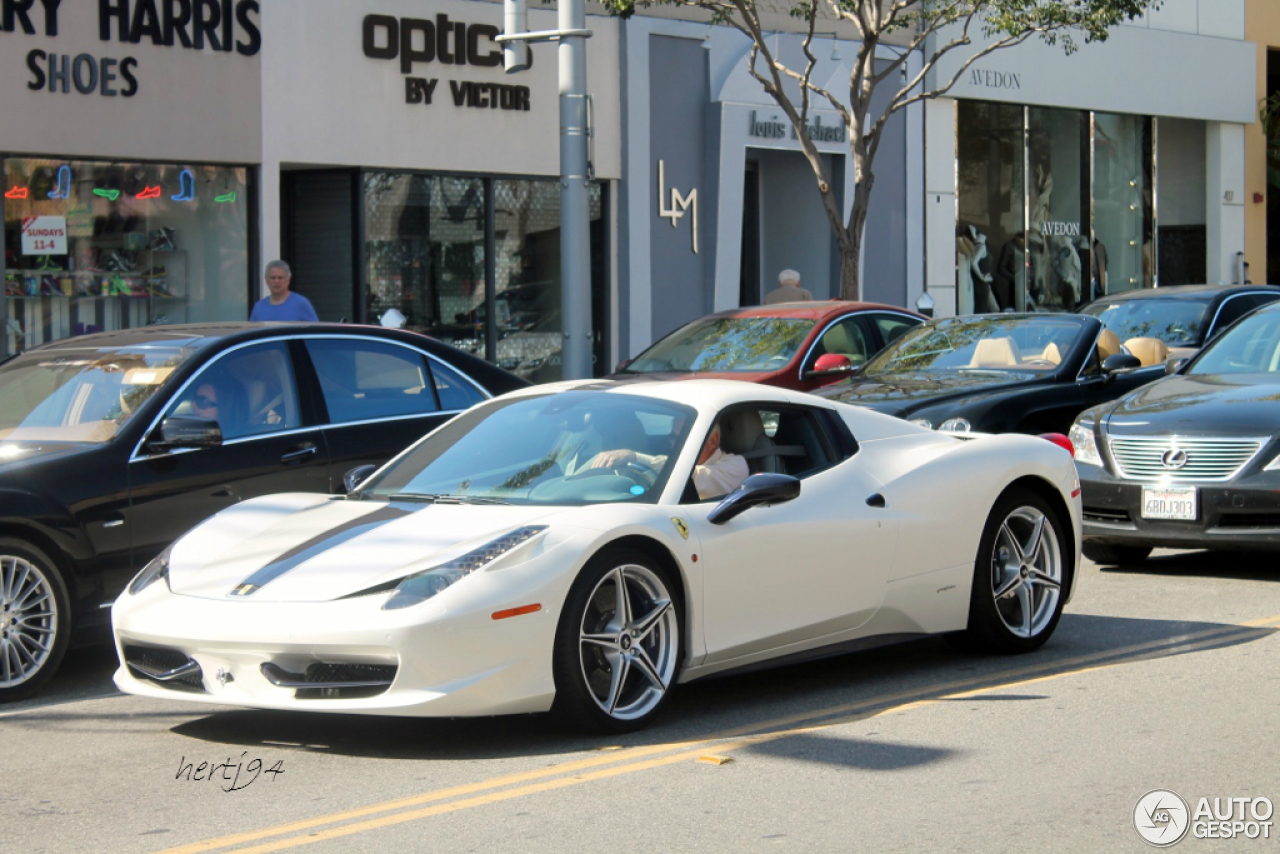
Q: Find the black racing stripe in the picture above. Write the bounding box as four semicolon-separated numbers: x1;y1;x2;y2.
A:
231;504;417;596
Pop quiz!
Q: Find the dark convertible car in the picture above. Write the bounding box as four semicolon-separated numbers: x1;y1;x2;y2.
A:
1070;300;1280;565
815;313;1164;435
0;323;526;700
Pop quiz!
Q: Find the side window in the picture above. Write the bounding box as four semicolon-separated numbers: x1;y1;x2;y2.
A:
810;319;873;367
871;314;919;348
429;359;487;411
169;342;300;440
1213;295;1267;336
718;407;831;480
304;339;438;424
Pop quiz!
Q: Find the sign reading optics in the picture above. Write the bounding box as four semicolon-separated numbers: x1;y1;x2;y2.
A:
362;14;531;112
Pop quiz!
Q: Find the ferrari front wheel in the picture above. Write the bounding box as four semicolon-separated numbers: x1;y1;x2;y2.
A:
956;488;1068;654
552;549;681;733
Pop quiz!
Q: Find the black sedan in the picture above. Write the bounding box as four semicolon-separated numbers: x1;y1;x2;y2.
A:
0;323;527;700
1077;284;1280;365
1070;300;1280;565
815;313;1163;435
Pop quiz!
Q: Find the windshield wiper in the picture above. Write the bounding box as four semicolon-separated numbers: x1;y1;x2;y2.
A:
387;493;512;505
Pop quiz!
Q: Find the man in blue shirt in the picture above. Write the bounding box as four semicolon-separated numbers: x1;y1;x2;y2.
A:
250;260;318;322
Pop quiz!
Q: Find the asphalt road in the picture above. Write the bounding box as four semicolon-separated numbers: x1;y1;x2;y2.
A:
4;549;1279;854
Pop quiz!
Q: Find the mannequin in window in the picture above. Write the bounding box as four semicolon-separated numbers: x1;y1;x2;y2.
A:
994;233;1025;311
1050;234;1082;309
957;225;998;314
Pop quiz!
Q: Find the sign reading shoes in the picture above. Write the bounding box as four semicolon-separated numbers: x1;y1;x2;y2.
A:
362;14;532;112
9;0;262;99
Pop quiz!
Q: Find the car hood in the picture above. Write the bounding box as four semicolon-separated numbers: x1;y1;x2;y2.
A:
1102;374;1280;436
0;441;97;475
818;371;1033;406
609;369;778;384
167;494;575;603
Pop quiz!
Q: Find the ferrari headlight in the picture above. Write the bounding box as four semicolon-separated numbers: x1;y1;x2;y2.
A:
382;526;548;610
909;418;933;429
128;545;172;595
938;418;972;433
1070;420;1103;467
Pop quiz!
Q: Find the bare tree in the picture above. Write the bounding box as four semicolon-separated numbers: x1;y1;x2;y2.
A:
602;0;1160;300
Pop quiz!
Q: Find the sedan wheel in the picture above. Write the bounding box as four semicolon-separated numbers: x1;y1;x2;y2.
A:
954;489;1068;654
0;540;70;702
553;549;681;732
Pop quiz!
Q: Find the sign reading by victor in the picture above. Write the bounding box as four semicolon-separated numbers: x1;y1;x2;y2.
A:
20;216;68;255
7;0;261;98
362;14;531;112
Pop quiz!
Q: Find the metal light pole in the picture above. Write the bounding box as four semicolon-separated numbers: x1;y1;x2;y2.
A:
499;0;593;380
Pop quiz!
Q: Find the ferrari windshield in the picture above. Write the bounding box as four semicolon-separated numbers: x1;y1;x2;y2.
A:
625;316;814;373
1187;308;1280;376
1078;298;1208;347
362;392;697;505
863;315;1087;374
0;346;190;444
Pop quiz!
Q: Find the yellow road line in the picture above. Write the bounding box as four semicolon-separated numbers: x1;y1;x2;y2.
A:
155;614;1280;854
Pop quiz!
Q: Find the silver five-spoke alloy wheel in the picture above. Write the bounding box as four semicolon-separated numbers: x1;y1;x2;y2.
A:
0;553;59;690
577;563;679;722
988;504;1063;639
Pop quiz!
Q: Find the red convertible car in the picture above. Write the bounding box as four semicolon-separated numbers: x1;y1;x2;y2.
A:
610;301;926;392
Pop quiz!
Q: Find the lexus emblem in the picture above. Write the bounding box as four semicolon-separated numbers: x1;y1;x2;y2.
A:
1161;448;1188;470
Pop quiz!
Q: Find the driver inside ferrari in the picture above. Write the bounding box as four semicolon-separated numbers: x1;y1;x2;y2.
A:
588;417;748;501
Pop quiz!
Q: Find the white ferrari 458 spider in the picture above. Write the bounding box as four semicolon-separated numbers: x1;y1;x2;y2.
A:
113;379;1081;731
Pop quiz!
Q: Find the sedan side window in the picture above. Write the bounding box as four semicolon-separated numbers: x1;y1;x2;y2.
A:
872;314;920;347
429;359;488;411
305;339;439;424
169;342;300;440
809;319;872;367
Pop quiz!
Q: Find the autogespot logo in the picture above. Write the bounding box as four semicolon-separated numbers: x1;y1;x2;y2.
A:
1135;789;1191;847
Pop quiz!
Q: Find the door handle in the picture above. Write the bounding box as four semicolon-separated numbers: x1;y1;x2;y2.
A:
280;445;318;464
865;493;886;508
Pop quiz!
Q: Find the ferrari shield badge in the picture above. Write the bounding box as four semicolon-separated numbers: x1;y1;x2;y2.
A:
670;517;689;540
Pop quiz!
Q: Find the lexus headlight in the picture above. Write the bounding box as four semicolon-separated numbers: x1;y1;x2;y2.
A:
382;526;547;610
938;418;972;433
1069;420;1103;467
128;545;172;595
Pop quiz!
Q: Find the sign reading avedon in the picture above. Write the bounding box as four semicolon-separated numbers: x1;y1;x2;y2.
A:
362;14;532;112
8;0;261;98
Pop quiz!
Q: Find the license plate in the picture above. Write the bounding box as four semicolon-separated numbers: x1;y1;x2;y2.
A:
1141;486;1197;521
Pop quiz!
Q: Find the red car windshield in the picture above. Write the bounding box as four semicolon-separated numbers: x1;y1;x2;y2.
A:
625;316;815;373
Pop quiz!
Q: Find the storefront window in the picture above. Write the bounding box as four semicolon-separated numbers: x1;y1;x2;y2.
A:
361;172;604;383
3;157;250;356
956;101;1023;313
1094;113;1154;294
957;102;1155;315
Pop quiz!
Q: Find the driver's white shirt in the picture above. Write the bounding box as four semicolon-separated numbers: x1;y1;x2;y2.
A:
692;448;749;500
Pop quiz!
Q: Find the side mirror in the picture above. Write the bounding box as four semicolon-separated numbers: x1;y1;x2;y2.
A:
150;416;222;451
343;464;378;494
1165;355;1188;375
1102;353;1141;374
804;353;853;379
707;473;801;525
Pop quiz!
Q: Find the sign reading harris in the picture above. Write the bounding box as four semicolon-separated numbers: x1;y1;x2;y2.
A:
362;13;532;112
6;0;261;98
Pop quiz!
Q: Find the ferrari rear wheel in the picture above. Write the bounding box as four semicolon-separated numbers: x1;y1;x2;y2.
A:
0;539;71;702
552;549;681;733
957;488;1068;654
1082;542;1152;566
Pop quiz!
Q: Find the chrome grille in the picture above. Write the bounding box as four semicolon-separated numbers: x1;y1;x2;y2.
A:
1106;436;1266;482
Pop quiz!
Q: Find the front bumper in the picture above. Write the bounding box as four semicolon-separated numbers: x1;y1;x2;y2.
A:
1079;463;1280;551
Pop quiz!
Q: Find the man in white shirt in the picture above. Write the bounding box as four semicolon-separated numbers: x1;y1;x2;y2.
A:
589;421;748;501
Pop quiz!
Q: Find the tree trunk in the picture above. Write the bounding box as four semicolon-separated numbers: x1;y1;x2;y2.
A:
839;234;862;302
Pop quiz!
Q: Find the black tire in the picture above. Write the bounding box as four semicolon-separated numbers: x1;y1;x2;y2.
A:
952;488;1069;654
0;538;72;702
1082;542;1152;566
551;548;682;733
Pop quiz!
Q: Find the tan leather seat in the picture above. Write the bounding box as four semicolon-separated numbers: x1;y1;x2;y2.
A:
1096;328;1122;360
969;337;1023;367
1124;336;1170;367
1038;342;1063;365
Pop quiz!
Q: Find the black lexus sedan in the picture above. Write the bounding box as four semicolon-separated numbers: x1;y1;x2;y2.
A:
815;313;1164;435
1070;300;1280;565
0;323;527;700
